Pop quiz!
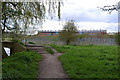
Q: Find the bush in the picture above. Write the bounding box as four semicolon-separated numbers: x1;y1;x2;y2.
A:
45;47;54;55
11;39;24;46
11;39;20;42
28;41;35;44
63;45;70;49
88;44;94;46
114;32;120;45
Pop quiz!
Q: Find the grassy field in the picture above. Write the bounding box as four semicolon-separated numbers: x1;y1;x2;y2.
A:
2;51;42;79
52;45;118;79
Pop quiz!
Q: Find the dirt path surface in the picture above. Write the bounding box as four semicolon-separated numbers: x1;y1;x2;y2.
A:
37;48;69;79
26;44;69;79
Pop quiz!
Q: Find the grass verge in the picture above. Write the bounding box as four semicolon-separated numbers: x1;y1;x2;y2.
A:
2;51;42;79
45;47;54;55
54;45;118;79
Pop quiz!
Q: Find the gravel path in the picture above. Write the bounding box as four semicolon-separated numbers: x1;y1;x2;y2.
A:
37;47;69;79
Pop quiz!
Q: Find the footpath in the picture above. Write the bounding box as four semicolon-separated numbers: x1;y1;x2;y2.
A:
26;44;69;79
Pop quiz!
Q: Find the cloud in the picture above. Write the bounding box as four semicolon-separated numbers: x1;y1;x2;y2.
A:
37;0;119;33
59;0;118;23
77;22;118;32
38;20;118;32
38;20;65;31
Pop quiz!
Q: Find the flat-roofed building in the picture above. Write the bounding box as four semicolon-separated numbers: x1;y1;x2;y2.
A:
37;30;107;36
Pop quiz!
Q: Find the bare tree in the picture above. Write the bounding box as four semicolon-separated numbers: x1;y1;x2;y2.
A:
99;1;120;14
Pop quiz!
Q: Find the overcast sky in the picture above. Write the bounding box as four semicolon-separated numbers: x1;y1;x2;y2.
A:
38;0;119;33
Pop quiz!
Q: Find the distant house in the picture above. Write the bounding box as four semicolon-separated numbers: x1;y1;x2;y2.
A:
37;30;107;36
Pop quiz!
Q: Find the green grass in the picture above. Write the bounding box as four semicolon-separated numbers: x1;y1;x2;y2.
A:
45;47;54;55
2;51;42;79
53;45;119;79
51;44;69;53
39;44;51;46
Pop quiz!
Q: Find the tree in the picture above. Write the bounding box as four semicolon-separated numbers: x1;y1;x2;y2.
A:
99;1;120;45
99;1;120;14
1;1;62;32
59;20;78;45
1;1;63;44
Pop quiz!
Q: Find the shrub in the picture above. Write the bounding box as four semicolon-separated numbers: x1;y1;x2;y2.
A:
88;44;94;46
114;32;120;45
28;41;35;44
11;39;24;46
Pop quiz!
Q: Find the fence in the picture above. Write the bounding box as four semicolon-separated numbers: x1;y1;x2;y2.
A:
26;36;117;45
2;32;117;45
